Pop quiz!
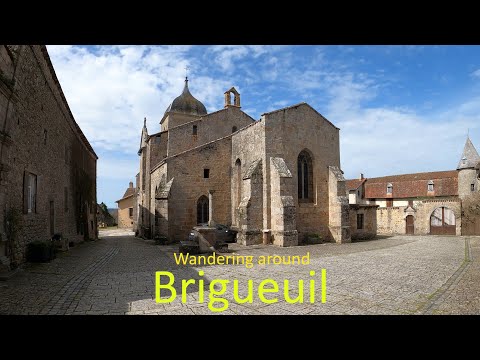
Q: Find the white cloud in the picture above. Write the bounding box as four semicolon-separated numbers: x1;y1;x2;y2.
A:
47;45;226;154
336;102;479;179
471;69;480;78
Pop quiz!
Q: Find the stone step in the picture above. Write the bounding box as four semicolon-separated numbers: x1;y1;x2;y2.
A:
214;242;229;253
179;241;200;255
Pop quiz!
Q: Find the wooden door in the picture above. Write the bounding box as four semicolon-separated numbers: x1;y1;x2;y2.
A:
406;215;414;235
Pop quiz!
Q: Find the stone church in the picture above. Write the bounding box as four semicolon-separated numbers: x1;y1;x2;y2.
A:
134;78;350;246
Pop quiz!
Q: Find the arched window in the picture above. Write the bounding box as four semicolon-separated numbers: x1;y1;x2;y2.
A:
197;195;209;225
298;150;313;202
232;126;237;133
235;159;241;207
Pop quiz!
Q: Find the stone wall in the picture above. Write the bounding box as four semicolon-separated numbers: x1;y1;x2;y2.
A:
458;168;477;199
375;199;462;235
160;137;233;241
350;206;377;240
0;45;97;265
231;121;265;240
262;104;343;241
413;199;461;235
328;166;351;243
148;131;167;170
167;106;254;157
376;207;407;235
270;157;298;246
237;159;263;245
150;162;168;238
161;112;198;132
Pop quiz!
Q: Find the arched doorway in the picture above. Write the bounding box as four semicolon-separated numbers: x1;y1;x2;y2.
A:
430;206;456;235
197;195;209;225
406;215;414;235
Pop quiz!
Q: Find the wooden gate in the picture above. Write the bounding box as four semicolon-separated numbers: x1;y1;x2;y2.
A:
430;207;456;235
406;215;414;235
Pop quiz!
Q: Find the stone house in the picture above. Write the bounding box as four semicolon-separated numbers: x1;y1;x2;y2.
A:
116;182;134;229
0;45;98;269
347;137;480;236
134;79;350;245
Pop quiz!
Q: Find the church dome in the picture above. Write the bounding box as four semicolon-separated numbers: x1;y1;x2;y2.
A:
165;78;207;116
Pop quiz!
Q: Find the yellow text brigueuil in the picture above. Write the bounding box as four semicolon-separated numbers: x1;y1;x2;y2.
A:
155;269;327;313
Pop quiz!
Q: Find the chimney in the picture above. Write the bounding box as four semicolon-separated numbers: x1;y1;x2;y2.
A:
359;173;364;180
129;181;133;188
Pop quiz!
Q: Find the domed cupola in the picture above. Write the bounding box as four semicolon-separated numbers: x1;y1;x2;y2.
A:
165;78;207;116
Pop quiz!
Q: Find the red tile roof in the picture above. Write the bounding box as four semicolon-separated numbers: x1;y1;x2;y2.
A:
364;170;458;199
346;178;366;191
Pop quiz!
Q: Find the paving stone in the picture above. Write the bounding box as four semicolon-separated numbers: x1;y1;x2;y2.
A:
0;230;477;315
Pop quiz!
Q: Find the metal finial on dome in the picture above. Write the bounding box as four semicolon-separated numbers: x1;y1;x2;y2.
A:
143;117;146;127
164;76;207;116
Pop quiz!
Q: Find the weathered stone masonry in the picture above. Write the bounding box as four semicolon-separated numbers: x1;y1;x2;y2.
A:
0;45;97;267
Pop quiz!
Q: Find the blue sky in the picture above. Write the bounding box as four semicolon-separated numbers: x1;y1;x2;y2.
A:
47;45;480;208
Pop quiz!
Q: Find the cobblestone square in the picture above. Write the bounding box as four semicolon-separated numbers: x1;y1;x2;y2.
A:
0;229;478;315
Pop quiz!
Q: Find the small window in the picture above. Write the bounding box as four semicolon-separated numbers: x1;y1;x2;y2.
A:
386;199;393;208
129;208;133;217
232;126;237;133
428;180;434;192
386;183;393;194
357;190;360;196
471;183;475;192
23;171;37;214
204;169;210;178
357;214;364;230
43;129;47;145
193;125;197;135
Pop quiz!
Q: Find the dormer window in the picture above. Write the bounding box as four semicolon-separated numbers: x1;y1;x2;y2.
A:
428;180;434;192
386;183;393;194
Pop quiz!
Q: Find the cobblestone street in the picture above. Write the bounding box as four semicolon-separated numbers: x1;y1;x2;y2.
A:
0;230;478;315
